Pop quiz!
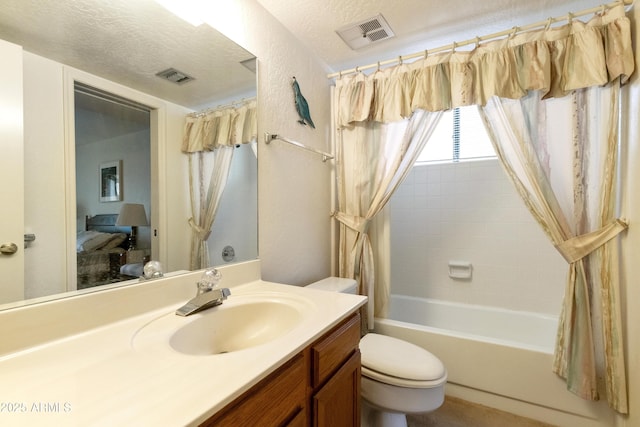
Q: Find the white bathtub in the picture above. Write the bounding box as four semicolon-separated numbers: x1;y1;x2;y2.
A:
387;294;557;352
374;294;616;427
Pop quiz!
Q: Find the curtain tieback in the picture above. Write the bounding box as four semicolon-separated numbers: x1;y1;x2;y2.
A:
555;218;628;264
331;211;371;233
188;217;212;241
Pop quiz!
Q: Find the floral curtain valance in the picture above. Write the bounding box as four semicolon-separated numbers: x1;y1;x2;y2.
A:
182;99;257;153
335;3;633;127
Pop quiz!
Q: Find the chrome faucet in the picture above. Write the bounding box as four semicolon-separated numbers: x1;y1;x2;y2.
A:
176;268;231;316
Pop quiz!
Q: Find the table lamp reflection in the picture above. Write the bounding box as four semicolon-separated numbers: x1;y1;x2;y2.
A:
116;203;148;250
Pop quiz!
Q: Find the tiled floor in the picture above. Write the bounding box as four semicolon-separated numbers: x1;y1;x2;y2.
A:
406;397;557;427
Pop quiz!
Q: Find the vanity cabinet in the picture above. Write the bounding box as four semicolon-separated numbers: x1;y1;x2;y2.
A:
309;312;361;427
200;312;361;426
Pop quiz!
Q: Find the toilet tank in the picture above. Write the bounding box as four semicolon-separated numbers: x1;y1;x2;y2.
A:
306;277;357;294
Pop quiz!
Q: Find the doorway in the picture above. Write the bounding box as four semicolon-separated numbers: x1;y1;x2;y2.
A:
74;83;151;289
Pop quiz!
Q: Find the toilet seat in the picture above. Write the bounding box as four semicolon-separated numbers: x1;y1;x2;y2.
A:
360;333;447;389
361;366;446;388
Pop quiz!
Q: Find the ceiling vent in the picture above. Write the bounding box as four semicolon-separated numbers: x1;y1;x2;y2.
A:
155;68;195;85
336;14;395;50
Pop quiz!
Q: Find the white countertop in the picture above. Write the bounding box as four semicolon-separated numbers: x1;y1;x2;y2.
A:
0;279;366;426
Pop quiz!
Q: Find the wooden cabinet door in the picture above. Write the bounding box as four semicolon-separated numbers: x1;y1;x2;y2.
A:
312;350;361;427
201;354;306;427
311;313;360;389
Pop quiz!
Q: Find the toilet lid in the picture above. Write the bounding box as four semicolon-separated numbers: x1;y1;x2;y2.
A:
360;333;446;382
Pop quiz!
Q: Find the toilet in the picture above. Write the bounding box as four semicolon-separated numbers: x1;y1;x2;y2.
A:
306;277;447;427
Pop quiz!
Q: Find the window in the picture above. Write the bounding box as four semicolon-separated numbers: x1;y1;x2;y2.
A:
417;106;495;163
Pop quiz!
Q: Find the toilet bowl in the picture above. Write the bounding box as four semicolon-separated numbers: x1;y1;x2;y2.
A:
306;277;447;427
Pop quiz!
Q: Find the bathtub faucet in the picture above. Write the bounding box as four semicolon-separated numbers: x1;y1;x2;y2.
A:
175;268;231;316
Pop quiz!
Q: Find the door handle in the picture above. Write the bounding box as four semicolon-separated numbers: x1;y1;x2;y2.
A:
0;242;18;255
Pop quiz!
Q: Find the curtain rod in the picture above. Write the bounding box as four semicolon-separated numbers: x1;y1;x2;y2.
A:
327;0;632;79
189;97;256;118
264;132;334;162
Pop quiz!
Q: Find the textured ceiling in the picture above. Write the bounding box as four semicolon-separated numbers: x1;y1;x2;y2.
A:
0;0;257;110
256;0;614;73
0;0;621;108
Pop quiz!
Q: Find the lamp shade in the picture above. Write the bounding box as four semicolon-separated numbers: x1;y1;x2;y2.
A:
116;203;149;226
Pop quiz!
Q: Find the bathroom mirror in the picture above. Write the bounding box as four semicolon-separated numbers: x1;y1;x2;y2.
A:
0;0;258;309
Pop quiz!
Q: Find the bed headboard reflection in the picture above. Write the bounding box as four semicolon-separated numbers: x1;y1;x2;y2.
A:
85;214;131;234
78;214;132;289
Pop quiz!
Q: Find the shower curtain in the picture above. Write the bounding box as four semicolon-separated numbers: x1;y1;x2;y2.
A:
182;100;257;269
334;109;442;327
333;4;633;413
480;84;627;411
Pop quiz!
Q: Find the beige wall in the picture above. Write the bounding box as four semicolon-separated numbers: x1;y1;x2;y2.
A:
202;0;333;286
162;102;193;273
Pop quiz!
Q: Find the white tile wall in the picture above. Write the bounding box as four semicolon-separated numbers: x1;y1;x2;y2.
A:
390;159;566;315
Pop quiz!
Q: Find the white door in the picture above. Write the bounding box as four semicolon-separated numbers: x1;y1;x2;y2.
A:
0;39;24;304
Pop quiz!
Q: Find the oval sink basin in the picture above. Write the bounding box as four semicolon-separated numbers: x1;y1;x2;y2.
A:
170;300;302;355
132;292;314;356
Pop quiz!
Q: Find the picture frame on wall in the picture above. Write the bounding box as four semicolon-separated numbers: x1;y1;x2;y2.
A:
99;160;122;202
